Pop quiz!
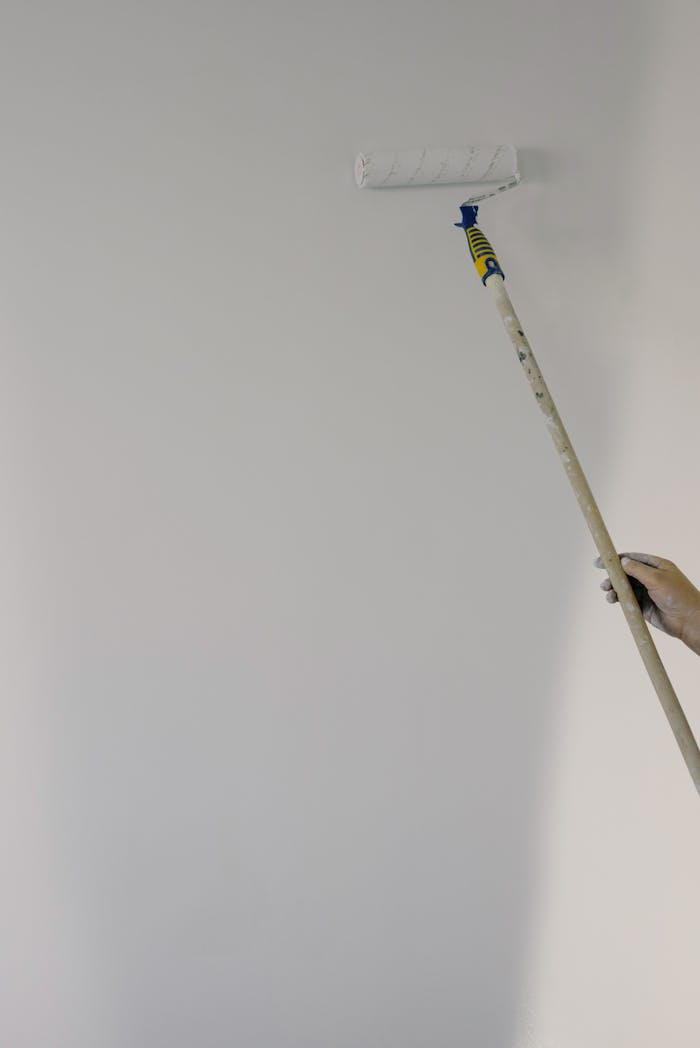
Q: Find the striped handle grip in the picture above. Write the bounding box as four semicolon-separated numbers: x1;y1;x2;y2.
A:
455;204;504;285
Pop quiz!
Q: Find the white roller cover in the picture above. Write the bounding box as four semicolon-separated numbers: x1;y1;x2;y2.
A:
355;144;518;188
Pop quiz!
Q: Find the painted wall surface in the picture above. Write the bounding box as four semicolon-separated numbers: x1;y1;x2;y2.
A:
2;3;699;1047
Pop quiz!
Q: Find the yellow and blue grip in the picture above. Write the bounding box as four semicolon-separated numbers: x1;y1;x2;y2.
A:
455;205;504;285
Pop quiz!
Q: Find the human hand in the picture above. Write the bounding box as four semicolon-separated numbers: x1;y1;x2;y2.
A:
595;553;700;655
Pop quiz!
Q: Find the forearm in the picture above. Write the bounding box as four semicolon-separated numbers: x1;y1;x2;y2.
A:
681;609;700;656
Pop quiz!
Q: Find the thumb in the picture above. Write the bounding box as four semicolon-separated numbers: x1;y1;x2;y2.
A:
620;555;658;587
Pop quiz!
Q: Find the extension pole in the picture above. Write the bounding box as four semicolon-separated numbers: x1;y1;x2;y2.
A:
456;204;700;797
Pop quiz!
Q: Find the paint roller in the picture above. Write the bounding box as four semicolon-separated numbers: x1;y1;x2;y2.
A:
356;144;700;797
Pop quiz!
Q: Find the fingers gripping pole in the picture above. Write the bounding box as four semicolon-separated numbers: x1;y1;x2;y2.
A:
456;206;700;797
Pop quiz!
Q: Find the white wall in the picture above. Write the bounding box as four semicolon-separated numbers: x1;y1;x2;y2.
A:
1;3;699;1047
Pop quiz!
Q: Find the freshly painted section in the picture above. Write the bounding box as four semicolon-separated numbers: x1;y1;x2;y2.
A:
2;3;700;1048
